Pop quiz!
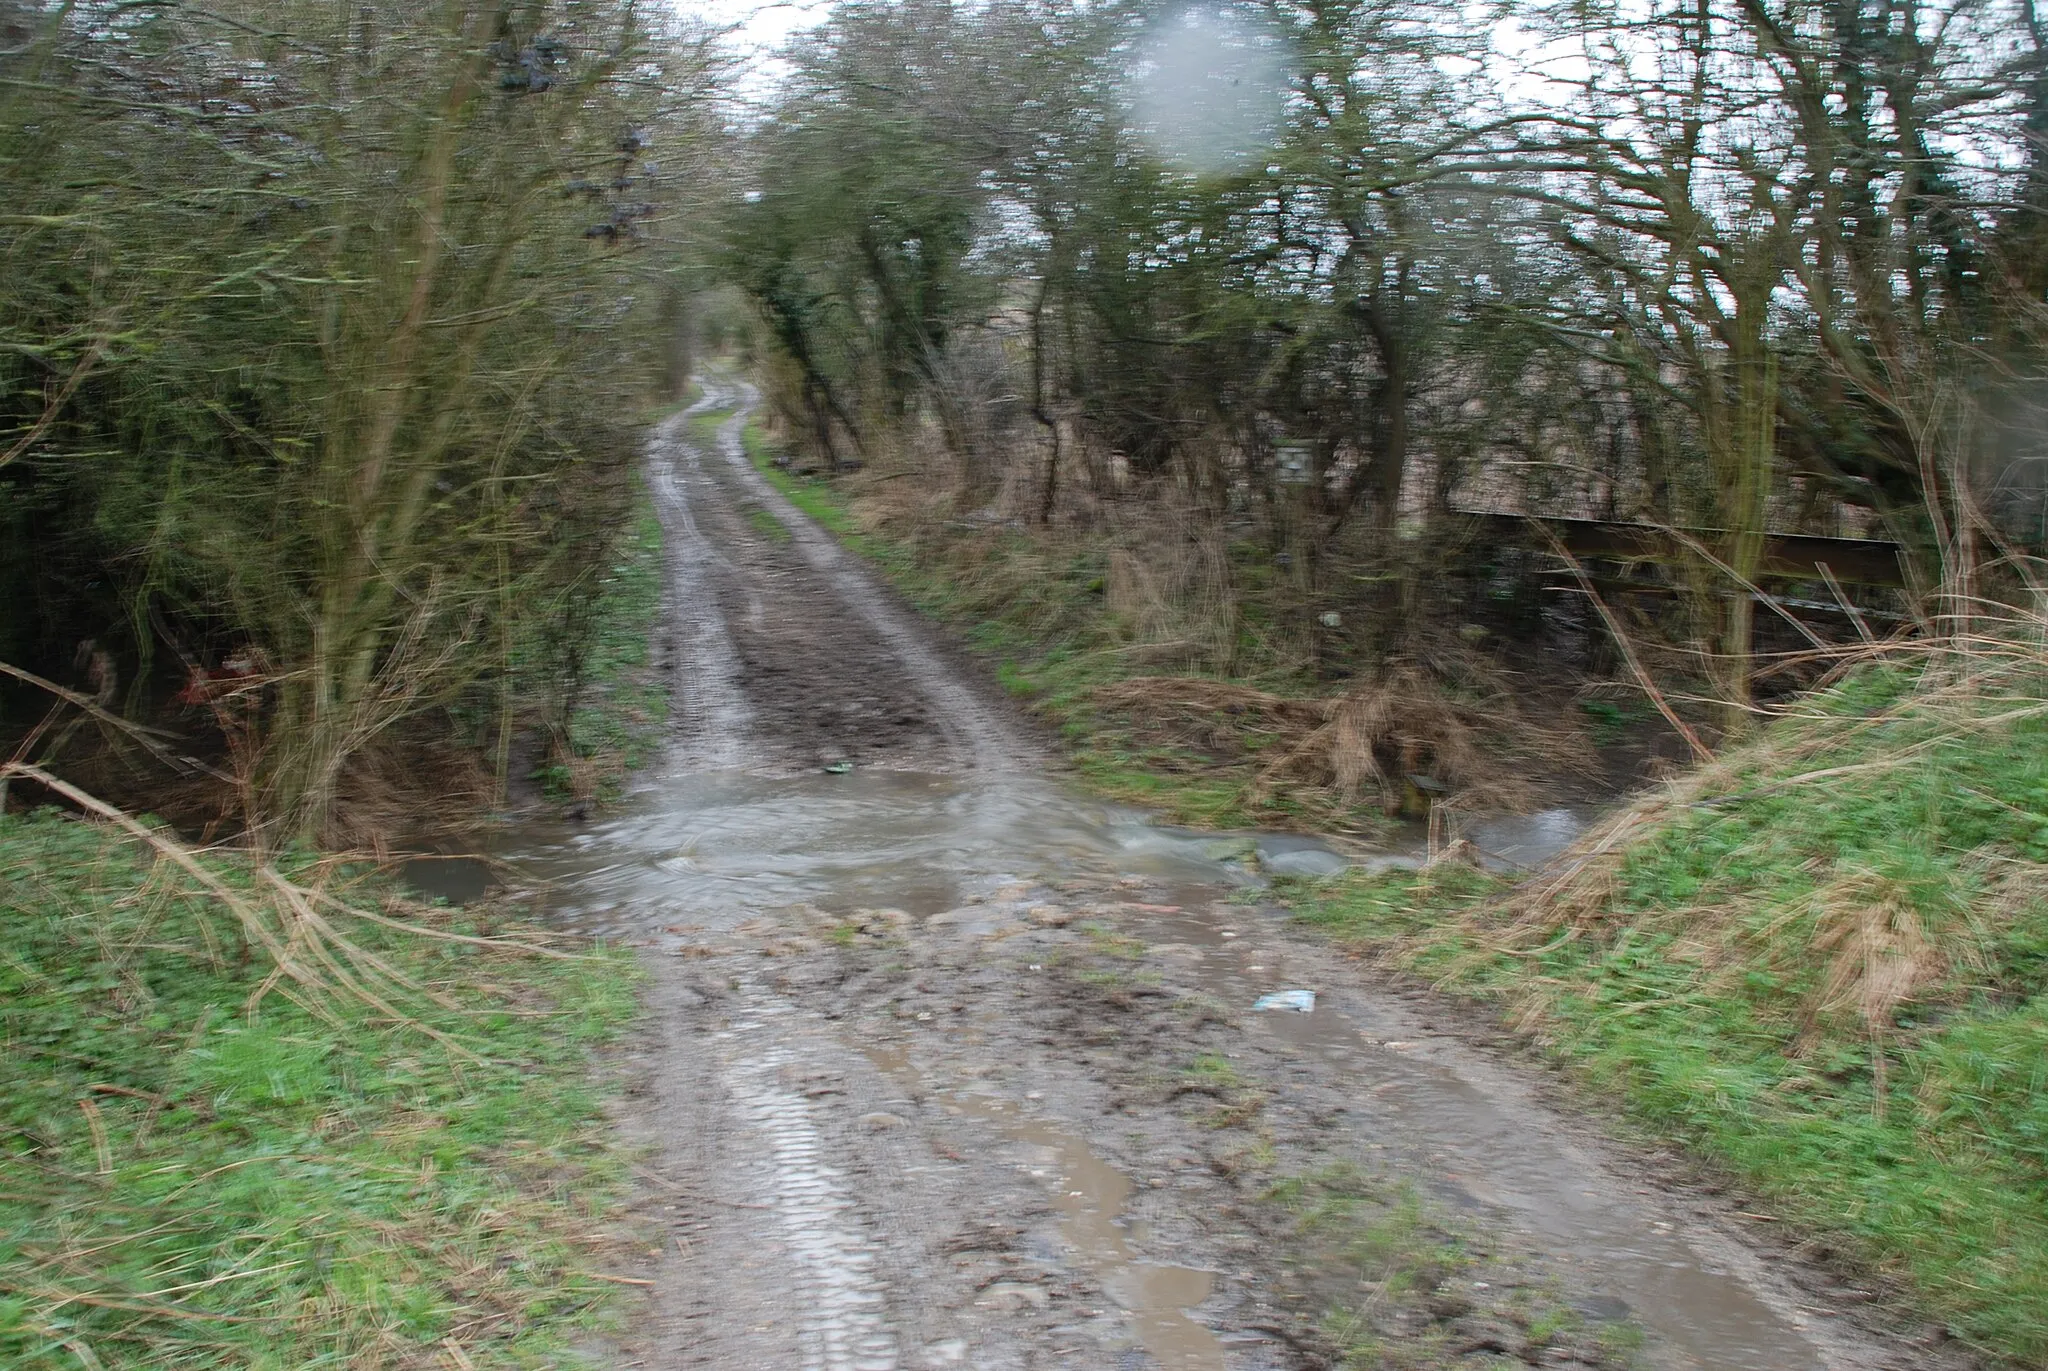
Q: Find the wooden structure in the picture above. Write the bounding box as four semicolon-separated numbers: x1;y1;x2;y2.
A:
1458;512;1906;587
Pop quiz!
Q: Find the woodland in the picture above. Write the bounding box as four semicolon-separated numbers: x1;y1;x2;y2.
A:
725;0;2048;740
4;0;2046;830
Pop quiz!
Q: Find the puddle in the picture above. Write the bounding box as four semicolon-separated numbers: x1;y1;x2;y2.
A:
397;853;496;905
454;768;1336;928
1128;898;1833;1371
403;796;1595;910
1462;806;1593;870
865;1045;1226;1371
404;767;1599;921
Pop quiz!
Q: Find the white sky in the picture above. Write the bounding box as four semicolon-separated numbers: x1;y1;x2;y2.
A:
674;0;829;96
674;0;1584;116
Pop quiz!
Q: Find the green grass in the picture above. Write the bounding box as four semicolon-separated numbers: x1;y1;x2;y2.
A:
1295;662;2048;1364
741;413;861;539
0;811;640;1369
1181;1052;1246;1089
683;408;725;452
741;501;792;543
1258;1165;1632;1369
644;383;702;426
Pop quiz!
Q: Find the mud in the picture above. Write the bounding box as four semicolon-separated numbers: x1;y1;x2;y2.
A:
649;390;993;776
569;386;1959;1371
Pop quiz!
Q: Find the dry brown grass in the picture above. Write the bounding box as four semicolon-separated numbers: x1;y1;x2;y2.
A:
1798;870;1971;1116
1094;663;1588;816
1806;871;1961;1034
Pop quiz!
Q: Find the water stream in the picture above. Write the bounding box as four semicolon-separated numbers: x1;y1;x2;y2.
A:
429;766;1592;929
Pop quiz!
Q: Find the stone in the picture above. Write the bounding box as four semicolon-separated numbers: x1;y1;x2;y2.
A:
976;1280;1051;1311
1261;846;1351;878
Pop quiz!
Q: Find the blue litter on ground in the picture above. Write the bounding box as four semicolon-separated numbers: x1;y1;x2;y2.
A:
1253;989;1315;1013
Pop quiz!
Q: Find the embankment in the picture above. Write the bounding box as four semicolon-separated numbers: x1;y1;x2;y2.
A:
1299;655;2048;1365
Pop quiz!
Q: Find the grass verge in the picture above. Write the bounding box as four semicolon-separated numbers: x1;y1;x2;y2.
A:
0;810;640;1369
1293;657;2048;1364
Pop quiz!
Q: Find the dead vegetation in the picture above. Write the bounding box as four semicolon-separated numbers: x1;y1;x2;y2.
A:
1093;664;1591;819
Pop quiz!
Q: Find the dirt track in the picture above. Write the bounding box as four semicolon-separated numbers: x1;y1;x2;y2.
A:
595;387;1964;1371
646;385;1018;776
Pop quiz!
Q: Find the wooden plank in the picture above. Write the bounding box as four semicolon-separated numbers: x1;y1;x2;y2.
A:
1456;513;1905;586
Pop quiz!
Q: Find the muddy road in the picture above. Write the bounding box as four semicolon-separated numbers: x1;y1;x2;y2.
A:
513;386;1954;1371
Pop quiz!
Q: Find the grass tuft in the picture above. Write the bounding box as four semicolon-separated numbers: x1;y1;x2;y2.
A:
0;811;639;1369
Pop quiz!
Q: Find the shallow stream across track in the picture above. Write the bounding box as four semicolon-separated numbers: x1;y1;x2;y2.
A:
484;383;1930;1371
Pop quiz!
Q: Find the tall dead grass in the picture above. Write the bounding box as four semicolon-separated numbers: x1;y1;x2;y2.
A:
1094;661;1591;817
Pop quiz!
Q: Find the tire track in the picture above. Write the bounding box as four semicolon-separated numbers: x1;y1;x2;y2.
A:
703;382;1027;776
646;407;753;767
728;990;903;1371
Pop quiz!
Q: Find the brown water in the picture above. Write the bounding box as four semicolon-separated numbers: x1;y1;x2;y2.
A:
442;765;1593;928
467;768;1277;932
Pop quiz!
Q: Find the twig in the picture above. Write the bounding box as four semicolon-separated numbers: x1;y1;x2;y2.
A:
1691;759;1912;809
77;1099;112;1175
309;888;593;961
1817;562;1876;646
1537;529;1713;764
1;763;299;976
1662;526;1829;652
0;334;107;470
0;660;229;781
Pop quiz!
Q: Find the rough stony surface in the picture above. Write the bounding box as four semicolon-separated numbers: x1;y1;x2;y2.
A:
606;880;1965;1371
608;889;1621;1370
646;387;1020;777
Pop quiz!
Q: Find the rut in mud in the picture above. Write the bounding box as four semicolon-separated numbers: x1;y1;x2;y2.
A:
647;385;1017;776
538;388;1964;1371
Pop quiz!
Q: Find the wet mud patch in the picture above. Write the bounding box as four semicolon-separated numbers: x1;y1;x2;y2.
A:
649;403;969;776
614;883;1649;1370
